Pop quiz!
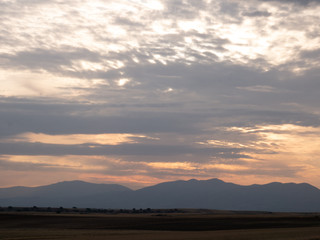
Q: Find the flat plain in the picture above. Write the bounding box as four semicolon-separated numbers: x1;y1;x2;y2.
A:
1;211;320;240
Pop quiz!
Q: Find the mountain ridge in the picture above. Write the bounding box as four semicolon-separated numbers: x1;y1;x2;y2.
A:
0;178;319;212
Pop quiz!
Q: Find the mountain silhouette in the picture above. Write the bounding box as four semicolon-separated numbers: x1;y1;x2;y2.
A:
0;179;320;212
0;180;131;207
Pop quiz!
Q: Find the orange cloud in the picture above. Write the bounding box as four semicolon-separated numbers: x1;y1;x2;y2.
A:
3;132;149;145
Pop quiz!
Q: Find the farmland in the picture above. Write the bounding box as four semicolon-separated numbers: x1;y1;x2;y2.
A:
0;210;320;239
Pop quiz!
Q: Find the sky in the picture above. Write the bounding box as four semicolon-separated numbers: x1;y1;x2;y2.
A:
1;0;320;189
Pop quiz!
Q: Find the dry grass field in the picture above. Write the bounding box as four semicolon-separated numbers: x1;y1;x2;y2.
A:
0;211;320;240
1;227;320;240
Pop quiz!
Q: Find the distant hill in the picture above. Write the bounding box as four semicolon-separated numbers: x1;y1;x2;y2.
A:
1;179;320;212
0;180;132;208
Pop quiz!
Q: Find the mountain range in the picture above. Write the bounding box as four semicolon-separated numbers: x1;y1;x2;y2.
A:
1;178;320;212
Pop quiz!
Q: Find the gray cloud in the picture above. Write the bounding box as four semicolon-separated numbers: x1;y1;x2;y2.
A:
300;48;320;59
0;48;101;72
1;92;319;141
0;159;71;172
219;1;241;20
0;141;250;159
258;0;320;5
242;11;271;17
113;17;144;27
163;0;207;19
1;57;320;139
0;105;203;137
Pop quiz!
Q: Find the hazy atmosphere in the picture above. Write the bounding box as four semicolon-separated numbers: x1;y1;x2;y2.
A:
1;0;320;189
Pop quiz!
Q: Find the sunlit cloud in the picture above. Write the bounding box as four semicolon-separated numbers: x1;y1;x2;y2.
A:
148;161;250;171
117;78;131;87
197;140;248;148
2;132;149;145
205;163;250;171
1;0;319;84
224;124;320;184
148;162;198;170
0;69;93;98
130;0;164;10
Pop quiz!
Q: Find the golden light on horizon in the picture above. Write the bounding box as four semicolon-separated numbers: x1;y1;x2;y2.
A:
148;162;198;170
147;161;250;172
80;173;164;189
224;124;320;185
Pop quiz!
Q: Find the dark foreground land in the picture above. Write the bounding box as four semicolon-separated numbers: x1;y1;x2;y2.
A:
1;210;320;240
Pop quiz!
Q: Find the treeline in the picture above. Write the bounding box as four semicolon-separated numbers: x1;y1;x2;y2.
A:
0;206;182;214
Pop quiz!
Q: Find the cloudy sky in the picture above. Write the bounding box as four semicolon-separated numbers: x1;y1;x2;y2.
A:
1;0;320;189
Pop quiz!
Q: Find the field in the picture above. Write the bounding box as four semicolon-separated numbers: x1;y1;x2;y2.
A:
1;211;320;239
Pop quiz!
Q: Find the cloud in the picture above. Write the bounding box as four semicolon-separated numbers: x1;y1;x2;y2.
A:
163;0;207;19
0;141;250;159
242;11;271;17
1;48;101;72
0;106;202;137
258;0;320;5
300;48;320;59
0;158;71;172
1;0;320;188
